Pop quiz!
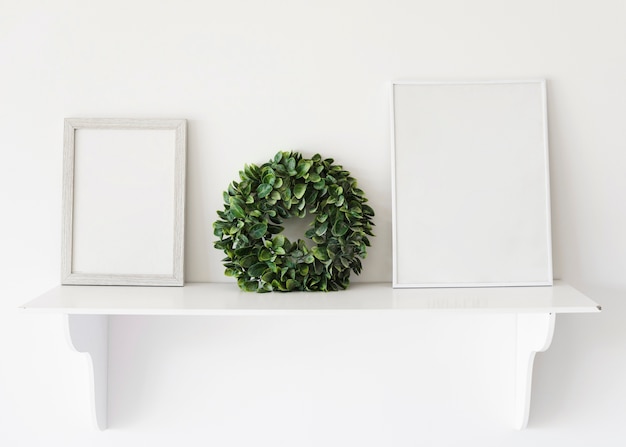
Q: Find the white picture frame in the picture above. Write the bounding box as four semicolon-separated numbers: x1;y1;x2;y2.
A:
61;118;186;286
391;80;553;288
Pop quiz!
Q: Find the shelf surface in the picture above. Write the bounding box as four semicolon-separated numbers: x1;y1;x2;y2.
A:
21;281;600;316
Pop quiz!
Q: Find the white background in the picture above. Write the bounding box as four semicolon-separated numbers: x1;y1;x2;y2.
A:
1;0;625;446
72;128;176;275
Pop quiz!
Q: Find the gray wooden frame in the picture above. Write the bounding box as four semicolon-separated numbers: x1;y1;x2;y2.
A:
61;118;186;286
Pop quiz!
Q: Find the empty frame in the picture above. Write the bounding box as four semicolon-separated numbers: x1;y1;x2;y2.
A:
62;118;186;286
391;81;552;288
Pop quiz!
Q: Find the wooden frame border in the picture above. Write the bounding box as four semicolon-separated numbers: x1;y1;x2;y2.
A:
61;118;186;286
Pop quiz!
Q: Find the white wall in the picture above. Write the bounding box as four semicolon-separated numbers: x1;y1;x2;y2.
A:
2;0;625;445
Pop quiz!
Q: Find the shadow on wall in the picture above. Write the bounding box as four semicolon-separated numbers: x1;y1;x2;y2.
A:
531;285;626;428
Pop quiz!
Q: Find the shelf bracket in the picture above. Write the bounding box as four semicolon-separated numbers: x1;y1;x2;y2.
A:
64;314;109;430
514;312;555;430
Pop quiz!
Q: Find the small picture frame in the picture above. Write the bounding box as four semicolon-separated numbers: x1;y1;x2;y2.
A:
391;80;553;288
61;118;186;286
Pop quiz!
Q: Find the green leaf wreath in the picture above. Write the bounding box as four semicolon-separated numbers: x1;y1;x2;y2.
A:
213;151;375;292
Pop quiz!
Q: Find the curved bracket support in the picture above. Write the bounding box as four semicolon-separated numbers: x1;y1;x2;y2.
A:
514;312;556;430
59;311;556;431
64;314;109;430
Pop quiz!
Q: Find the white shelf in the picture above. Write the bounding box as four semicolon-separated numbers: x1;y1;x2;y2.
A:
21;280;600;315
20;281;600;432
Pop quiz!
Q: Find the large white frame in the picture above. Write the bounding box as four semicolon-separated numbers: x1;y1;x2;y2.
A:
391;80;553;288
61;118;186;286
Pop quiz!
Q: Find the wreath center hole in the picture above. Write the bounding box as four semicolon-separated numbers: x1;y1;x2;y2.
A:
280;212;316;246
